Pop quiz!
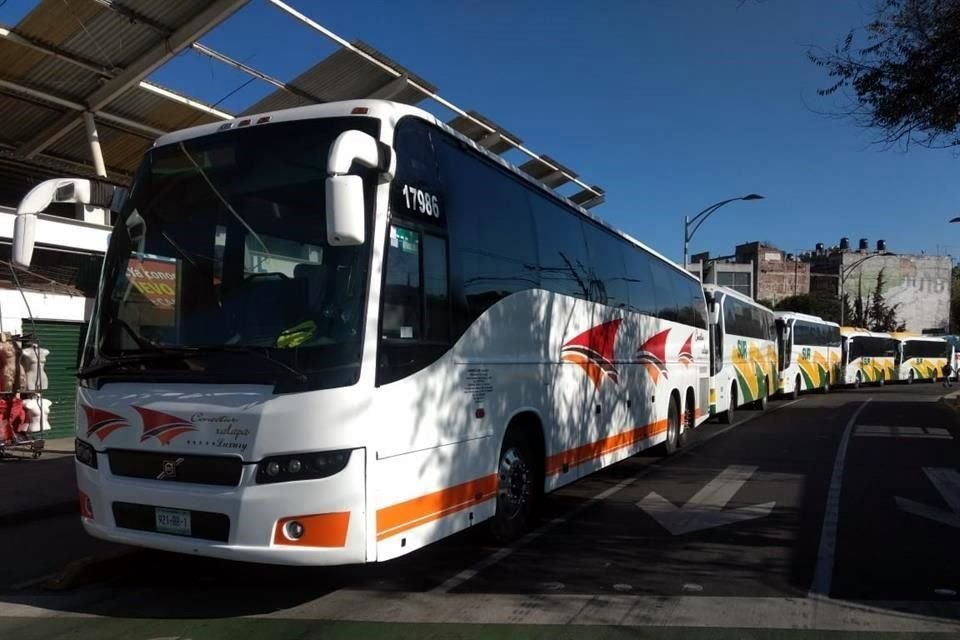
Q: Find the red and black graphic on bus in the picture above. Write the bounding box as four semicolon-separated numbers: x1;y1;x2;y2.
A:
637;328;670;383
136;407;197;445
83;406;129;442
561;319;622;390
678;334;694;367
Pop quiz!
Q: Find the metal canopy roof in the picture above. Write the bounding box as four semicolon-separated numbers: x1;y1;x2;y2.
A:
0;0;605;210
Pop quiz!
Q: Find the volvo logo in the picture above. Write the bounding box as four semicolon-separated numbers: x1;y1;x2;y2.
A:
157;457;185;480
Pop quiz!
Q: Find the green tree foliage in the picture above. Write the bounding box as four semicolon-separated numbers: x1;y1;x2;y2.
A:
810;0;960;149
865;268;906;331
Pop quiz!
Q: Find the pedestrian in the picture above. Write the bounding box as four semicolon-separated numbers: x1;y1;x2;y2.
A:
943;362;954;388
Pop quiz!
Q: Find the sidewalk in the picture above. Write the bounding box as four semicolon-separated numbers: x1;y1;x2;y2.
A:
0;436;78;525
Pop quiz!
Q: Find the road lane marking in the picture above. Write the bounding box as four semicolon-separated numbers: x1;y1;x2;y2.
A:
896;467;960;528
809;398;871;597
855;425;952;439
637;465;775;535
431;397;802;594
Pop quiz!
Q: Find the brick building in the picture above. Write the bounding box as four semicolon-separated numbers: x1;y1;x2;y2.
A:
734;242;810;303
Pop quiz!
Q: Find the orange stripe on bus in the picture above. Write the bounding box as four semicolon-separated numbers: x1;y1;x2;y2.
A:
376;407;706;540
545;418;669;476
376;474;497;541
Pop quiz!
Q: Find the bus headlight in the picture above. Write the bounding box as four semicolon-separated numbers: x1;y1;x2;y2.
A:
256;449;352;484
75;438;98;469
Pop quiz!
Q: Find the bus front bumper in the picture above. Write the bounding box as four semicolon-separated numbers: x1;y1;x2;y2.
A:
76;448;368;566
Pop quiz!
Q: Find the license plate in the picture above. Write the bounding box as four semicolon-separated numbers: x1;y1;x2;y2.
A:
155;507;191;536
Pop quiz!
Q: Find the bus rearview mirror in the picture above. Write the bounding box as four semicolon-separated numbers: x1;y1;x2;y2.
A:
326;175;365;246
709;307;720;325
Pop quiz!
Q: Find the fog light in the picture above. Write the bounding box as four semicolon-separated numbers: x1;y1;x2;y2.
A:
265;461;280;477
286;458;302;474
284;520;304;540
79;490;94;520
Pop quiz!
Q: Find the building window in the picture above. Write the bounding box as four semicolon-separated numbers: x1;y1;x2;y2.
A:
717;271;752;297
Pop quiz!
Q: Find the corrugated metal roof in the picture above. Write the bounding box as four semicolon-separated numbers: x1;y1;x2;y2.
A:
0;93;62;147
0;0;604;211
242;39;436;115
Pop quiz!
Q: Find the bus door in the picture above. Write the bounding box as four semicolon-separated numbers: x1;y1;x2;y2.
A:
776;318;791;374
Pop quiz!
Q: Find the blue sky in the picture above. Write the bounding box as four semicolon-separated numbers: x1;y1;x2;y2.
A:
3;0;959;262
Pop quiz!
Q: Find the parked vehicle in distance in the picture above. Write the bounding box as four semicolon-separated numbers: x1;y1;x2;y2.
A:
891;333;951;384
775;312;841;399
703;285;777;423
839;327;898;388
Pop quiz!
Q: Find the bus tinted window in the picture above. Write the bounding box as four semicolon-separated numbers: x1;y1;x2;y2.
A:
437;137;539;332
724;297;772;340
391;119;443;226
623;248;657;316
532;193;591;300
903;340;949;359
585;226;629;308
651;258;680;321
849;336;899;359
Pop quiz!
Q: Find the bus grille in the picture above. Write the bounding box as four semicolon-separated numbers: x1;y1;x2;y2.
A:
112;502;230;542
108;450;243;486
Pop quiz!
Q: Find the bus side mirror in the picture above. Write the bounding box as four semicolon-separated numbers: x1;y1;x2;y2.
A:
325;175;365;246
13;178;101;268
709;307;720;325
325;130;394;247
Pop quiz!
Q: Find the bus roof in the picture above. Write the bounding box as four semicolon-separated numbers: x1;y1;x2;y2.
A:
840;326;892;338
702;284;773;311
774;311;838;327
890;332;945;342
152;99;696;285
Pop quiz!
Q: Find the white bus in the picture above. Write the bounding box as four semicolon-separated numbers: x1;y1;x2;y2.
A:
12;100;710;566
702;285;777;422
839;327;898;388
775;312;841;398
891;333;950;384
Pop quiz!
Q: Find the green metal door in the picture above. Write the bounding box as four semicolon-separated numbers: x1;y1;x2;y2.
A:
31;320;83;439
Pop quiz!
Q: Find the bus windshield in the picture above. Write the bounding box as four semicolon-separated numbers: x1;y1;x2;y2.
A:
90;116;379;387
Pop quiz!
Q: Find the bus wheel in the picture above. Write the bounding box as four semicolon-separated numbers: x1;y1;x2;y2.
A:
663;395;682;455
854;372;862;389
720;384;737;424
490;430;537;543
791;376;800;400
822;380;831;394
908;370;915;385
878;372;885;387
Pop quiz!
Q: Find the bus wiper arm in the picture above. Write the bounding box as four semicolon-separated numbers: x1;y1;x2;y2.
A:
77;349;190;379
175;345;309;383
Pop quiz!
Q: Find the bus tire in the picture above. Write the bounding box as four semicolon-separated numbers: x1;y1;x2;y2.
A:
878;372;885;387
663;393;682;455
720;383;737;424
854;372;862;389
822;380;831;394
908;370;915;385
490;429;538;543
791;375;800;400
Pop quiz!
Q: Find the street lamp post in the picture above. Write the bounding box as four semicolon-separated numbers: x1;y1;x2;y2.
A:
683;194;764;270
837;253;883;326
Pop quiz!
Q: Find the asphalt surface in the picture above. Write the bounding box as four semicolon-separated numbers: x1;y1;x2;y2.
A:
3;383;960;638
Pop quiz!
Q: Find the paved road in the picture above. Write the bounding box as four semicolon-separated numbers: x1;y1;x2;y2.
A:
3;384;960;638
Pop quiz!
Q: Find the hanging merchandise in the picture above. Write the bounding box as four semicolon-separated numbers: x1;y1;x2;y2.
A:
0;333;50;459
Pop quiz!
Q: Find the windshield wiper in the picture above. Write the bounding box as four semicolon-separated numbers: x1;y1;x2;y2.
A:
186;345;309;383
78;345;308;383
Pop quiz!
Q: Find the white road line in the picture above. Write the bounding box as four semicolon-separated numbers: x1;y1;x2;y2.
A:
809;398;871;597
431;397;802;594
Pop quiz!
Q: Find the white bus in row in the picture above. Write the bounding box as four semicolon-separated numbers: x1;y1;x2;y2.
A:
891;333;952;384
703;285;778;422
776;312;841;398
840;327;898;388
13;99;711;566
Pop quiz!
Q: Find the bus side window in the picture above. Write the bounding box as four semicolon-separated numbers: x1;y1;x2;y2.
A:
378;226;451;385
